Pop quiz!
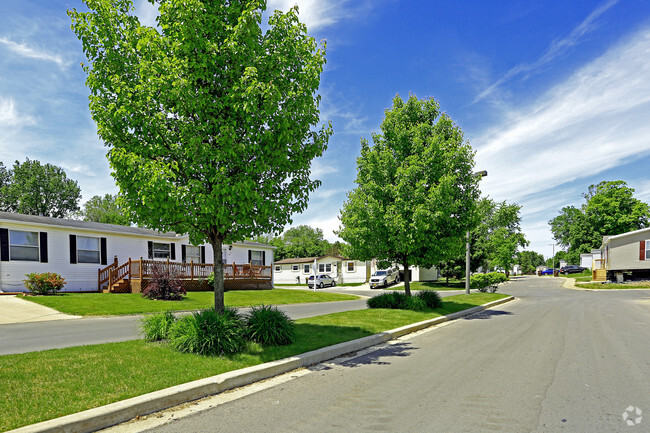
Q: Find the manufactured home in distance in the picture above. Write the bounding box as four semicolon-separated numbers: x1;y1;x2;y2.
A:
273;255;370;285
0;211;274;293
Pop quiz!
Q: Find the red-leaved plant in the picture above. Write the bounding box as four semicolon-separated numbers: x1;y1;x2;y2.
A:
141;265;186;301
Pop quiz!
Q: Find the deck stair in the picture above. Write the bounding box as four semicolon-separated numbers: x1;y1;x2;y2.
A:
592;269;607;282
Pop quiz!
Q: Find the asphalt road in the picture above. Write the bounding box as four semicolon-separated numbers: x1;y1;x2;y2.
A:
0;286;460;355
139;277;650;433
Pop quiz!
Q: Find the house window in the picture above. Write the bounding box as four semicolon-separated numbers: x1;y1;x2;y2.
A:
153;242;170;259
318;263;332;273
646;240;650;260
185;245;200;263
291;264;299;271
77;236;100;263
9;230;39;261
274;265;281;272
303;264;311;273
347;261;355;272
250;250;264;266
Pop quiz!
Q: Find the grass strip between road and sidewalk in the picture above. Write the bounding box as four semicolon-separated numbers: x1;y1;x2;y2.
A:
0;293;508;431
575;281;650;289
20;289;360;316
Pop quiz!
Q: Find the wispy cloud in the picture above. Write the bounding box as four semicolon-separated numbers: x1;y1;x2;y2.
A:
0;97;36;127
310;159;339;179
475;0;620;103
267;0;371;31
475;27;650;204
0;37;68;70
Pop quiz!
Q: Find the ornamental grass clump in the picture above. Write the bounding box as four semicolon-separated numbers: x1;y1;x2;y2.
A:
23;272;66;295
168;309;246;356
141;311;177;342
245;305;295;346
415;290;442;309
141;265;186;300
367;291;409;310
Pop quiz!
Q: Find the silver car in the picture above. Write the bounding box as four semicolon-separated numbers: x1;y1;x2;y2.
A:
307;274;336;288
369;267;400;288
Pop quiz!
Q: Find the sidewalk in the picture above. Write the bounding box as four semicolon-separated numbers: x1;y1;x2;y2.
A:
0;295;81;324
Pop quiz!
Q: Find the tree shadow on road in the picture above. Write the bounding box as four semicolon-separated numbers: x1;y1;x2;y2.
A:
463;309;513;320
308;341;417;371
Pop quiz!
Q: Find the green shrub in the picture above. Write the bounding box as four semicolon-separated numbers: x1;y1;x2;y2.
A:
23;272;66;295
207;272;214;287
141;311;177;342
415;290;442;309
471;272;507;293
168;309;246;356
245;305;295;346
367;291;409;309
142;265;186;301
405;295;427;311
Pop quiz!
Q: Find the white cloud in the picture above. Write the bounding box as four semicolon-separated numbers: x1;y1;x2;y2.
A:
310;159;339;179
0;97;35;127
475;27;650;204
267;0;369;31
312;187;348;200
134;0;159;28
475;0;620;103
0;37;68;70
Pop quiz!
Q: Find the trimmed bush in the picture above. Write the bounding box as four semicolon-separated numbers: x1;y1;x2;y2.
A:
245;305;295;346
168;309;246;356
471;272;507;293
416;290;442;309
141;311;177;342
23;272;66;295
142;265;186;300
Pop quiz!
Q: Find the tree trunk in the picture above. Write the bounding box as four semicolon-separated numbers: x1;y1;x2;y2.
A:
402;258;411;297
209;236;225;313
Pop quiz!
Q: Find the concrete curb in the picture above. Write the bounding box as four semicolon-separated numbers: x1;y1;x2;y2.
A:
11;296;515;433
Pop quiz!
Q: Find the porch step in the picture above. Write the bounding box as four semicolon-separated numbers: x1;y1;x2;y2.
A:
592;269;607;282
107;278;131;293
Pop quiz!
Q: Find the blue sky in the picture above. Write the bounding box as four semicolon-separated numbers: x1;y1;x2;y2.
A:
2;0;650;259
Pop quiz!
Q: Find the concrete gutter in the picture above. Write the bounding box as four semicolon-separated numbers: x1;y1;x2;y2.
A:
10;296;514;433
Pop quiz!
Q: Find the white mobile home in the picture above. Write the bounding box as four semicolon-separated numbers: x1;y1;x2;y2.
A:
596;227;650;281
0;212;274;292
273;255;370;285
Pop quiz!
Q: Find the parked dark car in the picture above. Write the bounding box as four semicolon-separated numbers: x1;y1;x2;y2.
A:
559;265;588;275
307;274;336;288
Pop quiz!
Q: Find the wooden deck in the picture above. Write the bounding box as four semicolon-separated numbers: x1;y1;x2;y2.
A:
592;259;607;282
98;258;272;293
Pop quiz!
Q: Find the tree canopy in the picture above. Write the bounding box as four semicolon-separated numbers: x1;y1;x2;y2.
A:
0;159;81;218
82;194;131;226
517;250;545;274
549;180;650;263
337;94;480;295
70;0;330;311
250;225;341;261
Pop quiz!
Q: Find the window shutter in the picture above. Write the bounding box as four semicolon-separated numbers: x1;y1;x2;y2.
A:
640;241;646;261
147;241;153;259
200;246;206;264
69;234;77;264
170;243;176;260
248;250;251;264
39;232;48;263
100;238;107;265
262;251;266;266
181;245;186;262
0;228;8;261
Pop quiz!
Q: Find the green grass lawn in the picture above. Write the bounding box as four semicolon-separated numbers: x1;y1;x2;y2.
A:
385;280;467;291
558;270;593;282
0;293;508;431
575;281;650;289
21;289;360;316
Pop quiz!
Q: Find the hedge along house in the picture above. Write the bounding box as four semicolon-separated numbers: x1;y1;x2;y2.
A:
273;255;370;285
0;211;274;293
595;226;650;282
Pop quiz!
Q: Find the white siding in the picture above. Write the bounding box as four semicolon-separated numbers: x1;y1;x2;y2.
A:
272;257;368;285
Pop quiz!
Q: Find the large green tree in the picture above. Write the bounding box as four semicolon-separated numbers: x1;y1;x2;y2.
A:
0;159;81;217
280;225;329;260
517;250;545;274
486;201;528;276
549;180;650;263
82;194;131;226
337;94;480;295
70;0;330;311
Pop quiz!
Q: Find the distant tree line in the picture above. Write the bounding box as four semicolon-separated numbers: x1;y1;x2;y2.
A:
250;225;345;261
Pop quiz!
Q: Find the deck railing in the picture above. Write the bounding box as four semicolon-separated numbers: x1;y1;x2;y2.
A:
98;258;272;291
592;258;605;269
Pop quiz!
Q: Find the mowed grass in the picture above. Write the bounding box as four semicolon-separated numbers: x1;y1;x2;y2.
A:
576;281;650;289
0;293;508;431
21;289;360;316
385;280;466;291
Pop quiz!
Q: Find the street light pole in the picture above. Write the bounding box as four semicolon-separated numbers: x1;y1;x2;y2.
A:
466;170;488;295
549;243;555;277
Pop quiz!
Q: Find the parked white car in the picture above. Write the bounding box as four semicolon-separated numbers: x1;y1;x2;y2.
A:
369;267;400;288
307;274;336;288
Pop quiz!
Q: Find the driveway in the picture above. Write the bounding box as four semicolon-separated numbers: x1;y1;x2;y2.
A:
0;295;80;324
